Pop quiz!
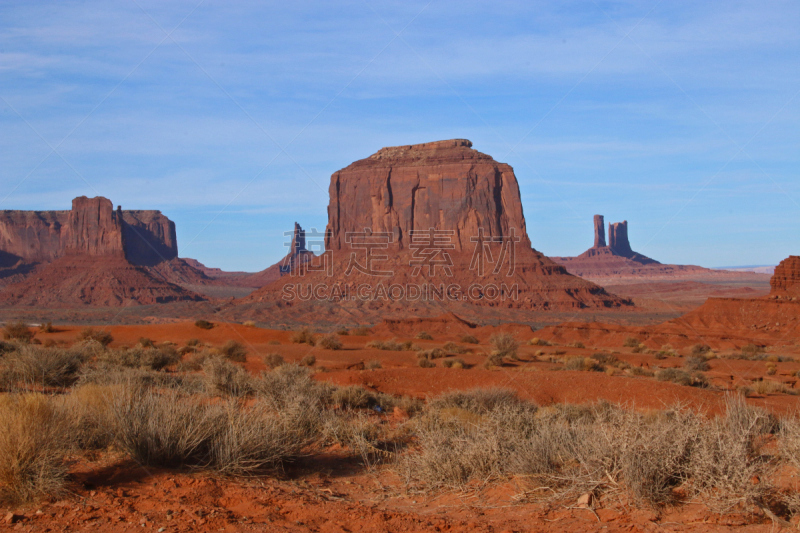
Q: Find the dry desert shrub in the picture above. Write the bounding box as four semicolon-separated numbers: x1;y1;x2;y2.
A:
684;356;710;372
442;342;467;354
243;320;256;328
3;344;87;387
415;331;433;340
202;356;253;397
416;348;445;360
366;339;405;351
655;368;708;388
563;356;603;372
490;333;518;359
110;386;220;468
263;353;285;369
254;364;332;412
351;327;370;336
299;355;316;367
61;383;117;450
194;319;214;330
318;333;343;350
687;395;775;511
210;399;321;474
417;358;436;368
365;359;382;370
623;336;640;348
291;328;316;346
220;340;247;362
460;335;479;344
2;321;33;342
99;344;179;371
77;327;113;347
0;394;72;503
741;379;794;396
442;358;465;369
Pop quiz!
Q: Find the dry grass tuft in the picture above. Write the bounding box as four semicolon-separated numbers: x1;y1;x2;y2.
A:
415;331;433;340
490;333;518;359
3;345;87;387
0;394;72;503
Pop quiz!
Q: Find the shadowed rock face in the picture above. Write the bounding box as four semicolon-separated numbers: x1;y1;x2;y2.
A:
325;139;530;252
0;196;178;266
771;256;800;296
608;221;634;258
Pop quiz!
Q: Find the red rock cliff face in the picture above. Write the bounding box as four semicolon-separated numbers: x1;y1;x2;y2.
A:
770;256;800;296
64;196;124;257
325;139;530;252
0;197;178;266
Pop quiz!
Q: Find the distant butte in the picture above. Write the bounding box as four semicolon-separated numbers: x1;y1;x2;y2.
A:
551;215;761;281
0;196;207;306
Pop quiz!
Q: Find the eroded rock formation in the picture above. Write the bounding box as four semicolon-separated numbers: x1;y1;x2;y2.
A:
0;196;202;306
593;215;606;248
0;196;178;266
325;139;530;252
229;140;630;322
770;256;800;297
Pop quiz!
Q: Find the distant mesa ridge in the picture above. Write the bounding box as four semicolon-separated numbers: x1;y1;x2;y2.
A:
0;196;178;267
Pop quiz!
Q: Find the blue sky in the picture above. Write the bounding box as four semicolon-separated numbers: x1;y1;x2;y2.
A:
1;1;798;271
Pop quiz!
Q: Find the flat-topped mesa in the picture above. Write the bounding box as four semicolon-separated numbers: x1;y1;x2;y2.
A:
770;256;800;297
325;139;530;253
0;196;178;266
593;215;606;248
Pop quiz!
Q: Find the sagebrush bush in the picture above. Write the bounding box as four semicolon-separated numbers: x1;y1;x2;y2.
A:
490;333;518;359
99;345;179;371
319;334;343;350
0;394;72;503
415;331;433;340
255;364;332;412
3;345;87;387
655;368;708;387
442;342;467;354
263;353;285;369
684;356;710;372
623;336;640;348
418;358;435;368
365;359;382;370
3;321;33;342
202;356;252;397
77;327;113;346
220;340;247;362
366;339;404;351
110;386;220;468
460;335;479;344
194;320;214;330
291;328;316;346
300;355;316;367
351;327;370;336
442;358;465;369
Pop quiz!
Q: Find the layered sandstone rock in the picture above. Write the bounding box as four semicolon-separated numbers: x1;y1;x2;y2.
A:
229;140;630;322
0;196;178;265
0;196;202;306
325;139;530;252
770;256;800;297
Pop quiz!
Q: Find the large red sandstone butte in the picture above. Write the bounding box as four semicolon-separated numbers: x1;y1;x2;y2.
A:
227;140;630;323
